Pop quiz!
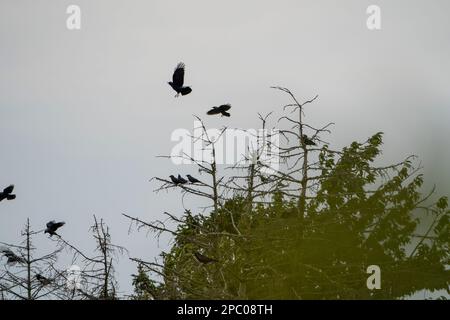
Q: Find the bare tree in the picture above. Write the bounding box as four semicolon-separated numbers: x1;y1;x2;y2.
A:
0;219;68;300
54;216;126;300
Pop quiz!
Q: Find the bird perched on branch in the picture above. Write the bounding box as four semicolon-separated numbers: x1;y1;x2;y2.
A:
44;221;65;237
302;134;316;146
0;184;16;202
169;175;187;185
168;62;192;97
36;274;51;286
186;175;201;184
207;104;231;117
177;175;188;184
194;251;218;264
169;175;181;185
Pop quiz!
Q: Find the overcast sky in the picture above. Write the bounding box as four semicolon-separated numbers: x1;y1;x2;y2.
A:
1;0;449;297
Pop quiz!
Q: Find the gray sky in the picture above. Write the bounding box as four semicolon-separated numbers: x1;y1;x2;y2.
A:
1;0;449;297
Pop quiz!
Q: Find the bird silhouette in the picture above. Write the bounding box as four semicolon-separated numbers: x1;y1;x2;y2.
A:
1;248;25;265
0;184;16;202
45;221;65;237
36;274;51;286
177;175;188;184
186;175;201;184
168;62;192;97
207;104;231;117
169;175;181;185
194;251;218;264
302;135;316;146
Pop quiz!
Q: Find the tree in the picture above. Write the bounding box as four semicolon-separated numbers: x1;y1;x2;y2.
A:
0;219;68;300
0;216;125;300
56;216;125;300
126;87;449;299
131;263;162;300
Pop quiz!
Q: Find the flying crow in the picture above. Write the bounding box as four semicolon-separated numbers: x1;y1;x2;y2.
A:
177;175;188;184
0;185;16;202
207;104;231;117
168;62;192;97
302;135;316;146
45;221;65;237
186;175;201;184
194;251;218;264
1;248;14;257
1;248;25;265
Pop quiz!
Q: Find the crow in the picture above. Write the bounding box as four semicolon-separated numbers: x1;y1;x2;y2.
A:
169;175;181;185
45;221;65;237
0;184;16;202
302;135;316;146
168;62;192;97
194;251;218;264
1;248;14;258
1;248;25;265
6;254;25;265
186;175;201;184
207;104;231;117
36;274;51;286
177;175;188;184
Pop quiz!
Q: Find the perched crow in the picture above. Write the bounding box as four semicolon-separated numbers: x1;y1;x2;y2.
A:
302;135;316;146
36;274;51;286
207;104;231;117
45;221;65;237
194;251;218;264
168;62;192;97
169;175;181;185
186;175;201;184
177;175;188;184
1;248;25;265
0;184;16;202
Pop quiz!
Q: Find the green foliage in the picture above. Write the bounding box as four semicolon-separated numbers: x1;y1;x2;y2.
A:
131;264;162;300
139;133;449;300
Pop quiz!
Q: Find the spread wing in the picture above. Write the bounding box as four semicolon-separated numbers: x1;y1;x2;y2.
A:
172;63;185;87
1;247;15;257
219;104;231;111
3;185;14;194
54;222;66;229
207;107;221;115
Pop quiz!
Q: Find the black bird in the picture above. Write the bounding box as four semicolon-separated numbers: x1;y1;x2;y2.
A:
194;251;218;264
36;274;51;286
177;175;188;184
45;221;65;237
207;104;231;117
186;175;201;184
1;248;14;257
169;175;181;185
0;184;16;202
1;248;25;265
168;62;192;97
302;135;316;146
